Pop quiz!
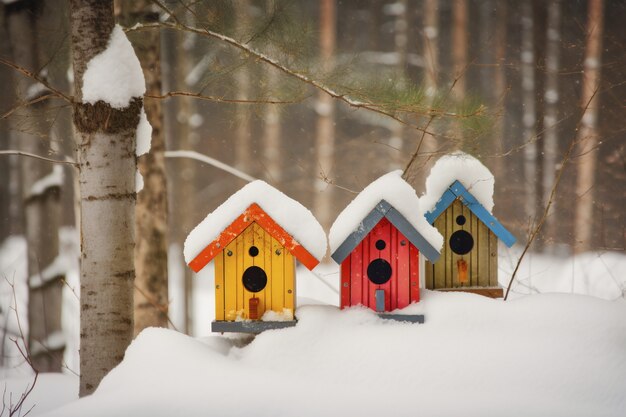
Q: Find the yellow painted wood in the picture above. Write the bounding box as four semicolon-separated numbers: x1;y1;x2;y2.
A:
284;250;295;312
214;252;225;320
218;221;296;321
242;224;255;319
271;234;285;311
224;235;239;320
477;219;491;286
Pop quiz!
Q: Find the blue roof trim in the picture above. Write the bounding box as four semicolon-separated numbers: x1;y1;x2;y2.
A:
331;199;442;263
424;180;517;247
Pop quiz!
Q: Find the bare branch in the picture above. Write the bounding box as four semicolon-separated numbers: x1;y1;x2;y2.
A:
0;58;72;103
0;150;77;166
164;150;256;182
146;91;302;105
1;94;64;121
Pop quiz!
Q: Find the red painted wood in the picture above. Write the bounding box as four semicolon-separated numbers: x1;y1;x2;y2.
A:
379;218;392;311
340;258;351;309
362;233;371;309
396;229;410;309
350;245;362;306
409;244;420;303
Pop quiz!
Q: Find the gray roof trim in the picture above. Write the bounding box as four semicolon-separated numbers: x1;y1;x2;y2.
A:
331;199;441;263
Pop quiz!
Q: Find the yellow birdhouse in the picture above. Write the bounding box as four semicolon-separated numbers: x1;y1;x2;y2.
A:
185;181;326;333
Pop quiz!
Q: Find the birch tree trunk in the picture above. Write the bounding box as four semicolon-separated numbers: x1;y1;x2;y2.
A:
118;0;169;335
234;0;252;173
313;0;337;232
262;66;282;184
542;0;561;247
574;0;604;253
5;0;64;372
521;0;537;224
70;0;140;396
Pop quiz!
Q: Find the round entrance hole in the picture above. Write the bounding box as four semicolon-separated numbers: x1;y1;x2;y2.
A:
449;230;474;255
367;258;392;285
242;266;267;292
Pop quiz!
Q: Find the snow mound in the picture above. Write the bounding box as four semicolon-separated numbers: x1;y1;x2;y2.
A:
329;170;443;253
136;107;152;157
421;151;495;214
41;292;626;417
82;25;145;109
184;180;327;264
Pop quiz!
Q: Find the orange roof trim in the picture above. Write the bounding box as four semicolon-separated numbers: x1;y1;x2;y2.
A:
188;203;320;273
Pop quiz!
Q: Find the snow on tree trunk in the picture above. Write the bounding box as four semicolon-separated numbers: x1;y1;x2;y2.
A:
521;0;537;224
118;0;170;336
542;0;561;248
574;0;604;253
313;0;337;232
6;0;65;372
69;0;142;396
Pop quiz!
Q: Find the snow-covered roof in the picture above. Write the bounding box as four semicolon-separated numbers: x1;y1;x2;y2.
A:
329;171;443;254
421;151;495;214
184;180;327;266
82;25;145;109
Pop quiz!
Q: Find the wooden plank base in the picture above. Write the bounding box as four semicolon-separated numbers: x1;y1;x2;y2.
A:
377;314;424;323
212;320;297;334
436;287;504;298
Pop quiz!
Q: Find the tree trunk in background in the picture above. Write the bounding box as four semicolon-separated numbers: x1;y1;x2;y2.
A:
175;26;196;335
70;0;139;396
406;0;439;188
234;0;252;173
574;0;604;253
5;0;64;372
262;66;282;184
521;0;537;225
451;0;467;146
542;0;561;248
117;0;169;336
491;3;507;204
313;0;336;233
389;0;407;169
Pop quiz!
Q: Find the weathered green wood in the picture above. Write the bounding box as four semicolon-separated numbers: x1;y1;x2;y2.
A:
477;218;491;287
489;228;499;286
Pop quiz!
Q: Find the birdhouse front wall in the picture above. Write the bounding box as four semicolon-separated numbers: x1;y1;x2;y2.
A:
214;222;295;321
425;199;498;289
340;217;420;312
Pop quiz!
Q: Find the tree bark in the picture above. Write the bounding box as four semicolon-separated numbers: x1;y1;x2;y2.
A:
389;0;408;168
574;0;604;253
542;0;561;248
451;0;467;146
234;0;252;173
5;0;64;372
313;0;337;232
262;66;282;184
69;0;139;396
117;0;169;336
521;0;537;224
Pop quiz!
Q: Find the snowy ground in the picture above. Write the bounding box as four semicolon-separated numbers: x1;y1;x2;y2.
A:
1;236;625;416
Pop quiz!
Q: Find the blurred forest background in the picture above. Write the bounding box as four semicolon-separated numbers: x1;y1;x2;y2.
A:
0;0;624;378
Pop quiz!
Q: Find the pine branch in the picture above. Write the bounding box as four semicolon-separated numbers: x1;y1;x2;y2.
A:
135;2;441;135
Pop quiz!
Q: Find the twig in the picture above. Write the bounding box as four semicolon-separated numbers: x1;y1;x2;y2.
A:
164;150;256;182
503;86;600;300
1;94;63;120
133;284;180;332
0;151;77;166
0;58;72;103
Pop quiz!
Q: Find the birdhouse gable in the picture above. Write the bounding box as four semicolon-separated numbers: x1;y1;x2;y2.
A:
331;199;441;264
188;203;320;273
425;180;516;247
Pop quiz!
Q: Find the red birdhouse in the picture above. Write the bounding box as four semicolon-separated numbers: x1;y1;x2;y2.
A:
329;173;443;322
